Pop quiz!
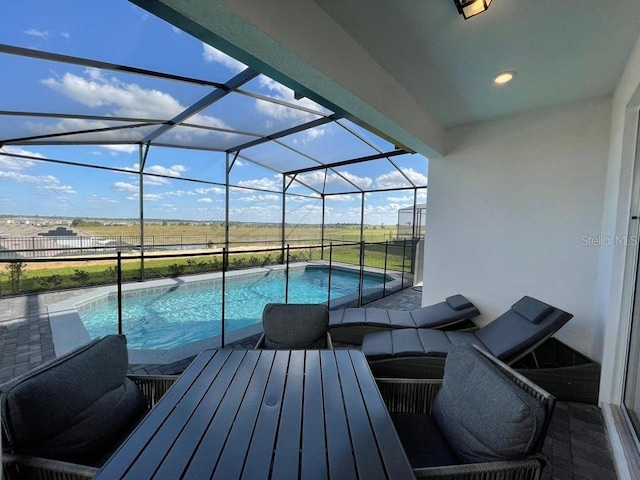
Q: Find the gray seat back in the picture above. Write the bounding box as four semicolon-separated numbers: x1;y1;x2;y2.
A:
476;296;573;361
262;303;329;349
0;335;147;466
432;344;553;464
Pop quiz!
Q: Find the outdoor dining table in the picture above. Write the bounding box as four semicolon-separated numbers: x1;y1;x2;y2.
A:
95;348;415;479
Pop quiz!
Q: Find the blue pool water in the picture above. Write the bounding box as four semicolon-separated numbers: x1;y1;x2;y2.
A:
79;267;387;349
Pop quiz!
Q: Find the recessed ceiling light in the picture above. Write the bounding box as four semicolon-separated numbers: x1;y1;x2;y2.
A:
494;71;516;85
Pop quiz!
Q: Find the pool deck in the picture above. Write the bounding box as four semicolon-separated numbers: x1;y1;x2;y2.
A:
0;285;618;479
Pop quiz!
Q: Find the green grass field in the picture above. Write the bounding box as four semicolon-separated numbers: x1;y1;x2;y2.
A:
0;226;415;296
71;224;397;245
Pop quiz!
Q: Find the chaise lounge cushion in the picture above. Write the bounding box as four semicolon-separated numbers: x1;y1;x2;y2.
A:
445;294;473;311
262;303;329;349
511;295;553;324
432;345;546;463
329;294;479;330
363;328;483;360
0;335;147;466
474;299;571;360
362;296;572;363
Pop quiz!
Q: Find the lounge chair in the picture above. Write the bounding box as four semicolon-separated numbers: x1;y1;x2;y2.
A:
255;303;333;349
329;294;480;344
363;295;573;378
376;343;555;479
1;335;177;480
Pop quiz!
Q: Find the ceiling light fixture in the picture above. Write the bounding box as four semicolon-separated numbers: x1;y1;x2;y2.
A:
494;71;516;85
454;0;492;19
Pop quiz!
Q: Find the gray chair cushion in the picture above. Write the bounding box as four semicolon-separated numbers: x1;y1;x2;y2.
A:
511;296;553;324
0;335;147;466
391;413;460;468
262;303;329;349
432;345;546;463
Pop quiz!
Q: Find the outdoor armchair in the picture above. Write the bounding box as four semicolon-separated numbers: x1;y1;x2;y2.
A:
1;335;177;480
364;295;573;378
254;303;333;349
377;344;555;479
329;294;480;344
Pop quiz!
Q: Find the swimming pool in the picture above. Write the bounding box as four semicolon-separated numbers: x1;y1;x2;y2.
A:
76;265;394;350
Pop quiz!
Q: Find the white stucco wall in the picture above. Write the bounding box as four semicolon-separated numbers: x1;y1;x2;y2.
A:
423;98;611;361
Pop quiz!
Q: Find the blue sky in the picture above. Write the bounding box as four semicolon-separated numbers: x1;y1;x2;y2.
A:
0;1;427;225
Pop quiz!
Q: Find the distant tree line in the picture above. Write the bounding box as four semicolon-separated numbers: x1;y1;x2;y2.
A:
71;219;105;227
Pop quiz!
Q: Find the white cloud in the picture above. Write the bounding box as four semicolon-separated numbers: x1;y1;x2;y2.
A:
44;184;76;194
341;171;373;188
155;204;178;213
143;176;170;186
286;194;322;202
0;171;46;183
143;164;187;177
300;126;328;144
198;198;213;203
171;26;182;35
367;203;402;214
237;177;280;191
294;171;324;186
40;69;231;146
231;204;280;215
202;44;247;73
238;194;280;202
0;146;46;163
102;144;137;154
24;28;48;37
325;194;357;202
0;170;75;194
296;170;373;189
23;116;143;153
126;193;164;201
126;163;187;187
165;189;198;197
386;195;413;204
0;156;36;171
299;204;322;213
86;194;118;204
403;168;428;185
254;76;329;140
194;186;225;195
375;168;428;189
42;69;181;116
61;32;71;39
114;181;138;192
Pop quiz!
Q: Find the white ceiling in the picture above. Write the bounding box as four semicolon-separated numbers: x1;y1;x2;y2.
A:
315;0;640;128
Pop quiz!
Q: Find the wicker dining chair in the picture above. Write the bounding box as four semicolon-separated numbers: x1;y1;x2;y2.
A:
254;303;333;349
1;335;177;480
376;344;555;479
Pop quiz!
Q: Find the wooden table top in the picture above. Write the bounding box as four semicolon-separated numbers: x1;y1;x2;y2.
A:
96;348;414;479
